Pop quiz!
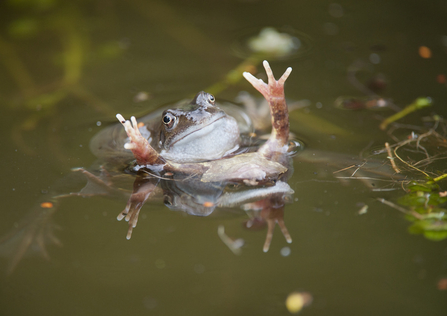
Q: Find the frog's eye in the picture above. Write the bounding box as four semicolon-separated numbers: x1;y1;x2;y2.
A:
162;113;176;129
164;195;173;206
208;94;215;104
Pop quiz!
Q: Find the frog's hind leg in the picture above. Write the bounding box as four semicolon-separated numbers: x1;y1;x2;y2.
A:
243;60;292;160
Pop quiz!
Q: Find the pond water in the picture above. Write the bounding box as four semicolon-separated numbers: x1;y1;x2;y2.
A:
1;0;447;315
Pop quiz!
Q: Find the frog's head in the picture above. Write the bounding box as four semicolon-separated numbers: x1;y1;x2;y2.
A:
158;91;240;163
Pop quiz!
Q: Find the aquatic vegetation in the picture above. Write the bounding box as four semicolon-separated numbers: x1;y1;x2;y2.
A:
379;97;432;130
332;53;447;241
378;179;447;241
377;115;447;241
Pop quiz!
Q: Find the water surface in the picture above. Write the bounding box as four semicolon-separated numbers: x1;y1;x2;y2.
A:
0;1;446;315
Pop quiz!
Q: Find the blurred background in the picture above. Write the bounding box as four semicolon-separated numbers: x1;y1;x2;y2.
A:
0;0;446;315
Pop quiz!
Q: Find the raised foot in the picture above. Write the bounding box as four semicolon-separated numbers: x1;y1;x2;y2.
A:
243;60;293;158
116;114;164;166
243;60;292;101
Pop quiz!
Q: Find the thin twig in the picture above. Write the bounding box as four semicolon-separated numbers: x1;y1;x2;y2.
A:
393;137;430;177
385;142;401;173
333;164;358;174
350;161;367;177
376;198;423;220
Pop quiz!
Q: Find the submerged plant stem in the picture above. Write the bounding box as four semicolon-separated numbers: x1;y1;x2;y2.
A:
380;97;432;130
377;198;423;220
62;26;84;86
434;173;447;183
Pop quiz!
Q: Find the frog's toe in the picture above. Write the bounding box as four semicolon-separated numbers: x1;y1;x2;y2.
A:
243;71;268;97
116;113;126;124
116;209;128;221
116;206;139;240
262;60;292;86
262;60;275;84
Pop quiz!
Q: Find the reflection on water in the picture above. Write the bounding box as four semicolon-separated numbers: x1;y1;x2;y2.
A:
1;1;447;316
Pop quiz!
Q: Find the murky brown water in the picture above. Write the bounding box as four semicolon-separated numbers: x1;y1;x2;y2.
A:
1;1;446;315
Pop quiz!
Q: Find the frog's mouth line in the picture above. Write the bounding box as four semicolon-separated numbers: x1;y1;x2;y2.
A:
168;114;227;148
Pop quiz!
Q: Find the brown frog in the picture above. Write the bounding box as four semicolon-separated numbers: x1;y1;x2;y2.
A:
90;91;246;164
111;60;295;239
116;61;291;170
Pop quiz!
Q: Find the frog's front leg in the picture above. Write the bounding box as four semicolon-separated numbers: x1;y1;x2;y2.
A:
116;114;166;166
243;60;292;159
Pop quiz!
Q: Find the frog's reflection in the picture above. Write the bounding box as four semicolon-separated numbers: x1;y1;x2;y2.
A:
0;159;295;275
114;166;294;250
241;195;293;252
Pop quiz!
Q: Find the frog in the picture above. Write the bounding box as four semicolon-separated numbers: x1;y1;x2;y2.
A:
111;60;295;239
115;60;292;170
85;59;400;243
90;91;245;165
0;60;296;273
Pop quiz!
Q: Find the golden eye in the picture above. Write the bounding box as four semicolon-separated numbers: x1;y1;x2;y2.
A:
208;94;215;104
